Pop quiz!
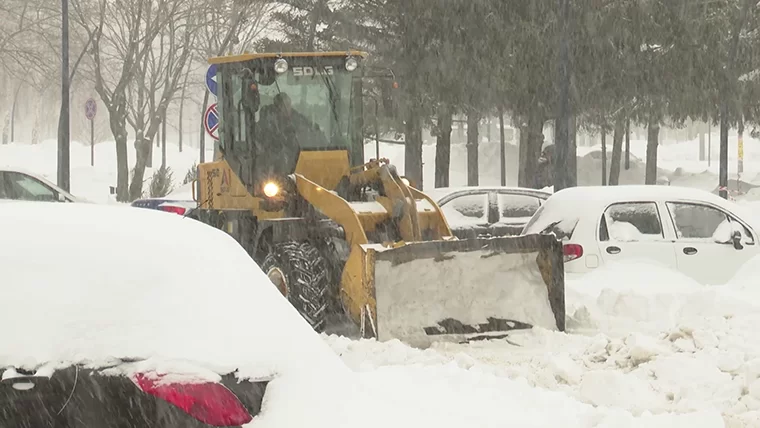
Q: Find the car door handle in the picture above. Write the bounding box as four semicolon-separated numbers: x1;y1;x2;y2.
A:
683;247;698;255
606;246;621;255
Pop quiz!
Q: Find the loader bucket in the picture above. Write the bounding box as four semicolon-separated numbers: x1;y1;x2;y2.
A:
366;233;565;348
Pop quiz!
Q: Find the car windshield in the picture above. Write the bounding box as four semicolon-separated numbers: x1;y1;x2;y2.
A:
521;204;579;241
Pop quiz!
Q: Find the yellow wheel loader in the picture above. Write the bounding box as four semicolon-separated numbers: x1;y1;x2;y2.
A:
193;50;566;347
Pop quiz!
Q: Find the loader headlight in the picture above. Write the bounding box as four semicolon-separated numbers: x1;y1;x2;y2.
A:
345;57;358;72
274;58;289;74
263;182;280;198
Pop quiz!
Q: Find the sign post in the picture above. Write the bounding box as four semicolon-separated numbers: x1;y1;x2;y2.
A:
85;98;97;166
204;103;220;141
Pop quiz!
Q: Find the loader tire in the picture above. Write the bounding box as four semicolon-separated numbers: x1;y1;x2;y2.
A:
261;241;331;332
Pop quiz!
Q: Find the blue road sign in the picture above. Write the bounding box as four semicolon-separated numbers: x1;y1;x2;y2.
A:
206;64;218;96
204;103;219;140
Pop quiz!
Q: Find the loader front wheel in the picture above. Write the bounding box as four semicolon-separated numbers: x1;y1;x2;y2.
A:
261;241;331;332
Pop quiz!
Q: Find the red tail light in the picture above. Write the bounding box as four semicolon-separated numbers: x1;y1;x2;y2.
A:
563;244;583;262
133;373;252;427
159;205;186;215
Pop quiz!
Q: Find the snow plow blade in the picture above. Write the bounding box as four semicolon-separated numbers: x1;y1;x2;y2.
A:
365;234;565;348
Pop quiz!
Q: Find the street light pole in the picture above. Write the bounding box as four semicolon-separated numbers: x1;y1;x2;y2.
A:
58;0;71;192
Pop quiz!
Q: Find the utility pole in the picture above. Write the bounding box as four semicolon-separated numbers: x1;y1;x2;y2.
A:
58;0;71;192
554;0;571;192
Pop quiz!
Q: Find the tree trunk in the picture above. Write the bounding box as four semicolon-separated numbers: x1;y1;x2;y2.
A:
568;114;577;187
404;105;423;189
466;112;479;186
601;131;607;186
129;133;151;201
645;118;660;185
624;119;631;170
699;128;706;162
109;113;130;202
178;68;190;153
517;110;544;188
147;128;154;168
434;108;452;188
499;108;506;186
719;106;729;199
200;91;209;163
609;118;625;185
161;116;167;169
518;116;529;187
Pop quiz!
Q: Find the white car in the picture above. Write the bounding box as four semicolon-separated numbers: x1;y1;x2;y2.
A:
521;185;759;285
424;186;551;238
0;167;81;202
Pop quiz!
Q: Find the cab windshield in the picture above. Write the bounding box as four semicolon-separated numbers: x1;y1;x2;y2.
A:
221;61;357;177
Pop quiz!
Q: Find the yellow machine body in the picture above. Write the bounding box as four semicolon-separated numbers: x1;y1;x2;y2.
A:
193;51;565;347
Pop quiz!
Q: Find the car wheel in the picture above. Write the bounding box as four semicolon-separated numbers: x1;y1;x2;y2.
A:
260;241;331;332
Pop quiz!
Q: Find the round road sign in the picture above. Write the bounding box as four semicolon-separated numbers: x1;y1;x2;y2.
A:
204;103;220;141
85;98;97;121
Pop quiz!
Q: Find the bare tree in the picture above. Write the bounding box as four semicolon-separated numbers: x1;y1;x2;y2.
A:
72;0;189;201
125;4;199;200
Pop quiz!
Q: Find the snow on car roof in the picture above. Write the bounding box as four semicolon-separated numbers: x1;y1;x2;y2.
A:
424;186;551;203
0;201;345;379
524;185;760;236
549;185;741;209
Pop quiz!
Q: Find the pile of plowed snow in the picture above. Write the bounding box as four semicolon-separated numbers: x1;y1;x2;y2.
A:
325;258;760;427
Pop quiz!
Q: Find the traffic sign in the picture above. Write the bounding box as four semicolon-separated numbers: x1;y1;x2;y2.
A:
204;103;220;141
206;64;218;97
85;98;97;120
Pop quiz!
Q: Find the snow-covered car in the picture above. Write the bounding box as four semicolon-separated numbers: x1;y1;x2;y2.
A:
131;182;198;215
0;201;362;428
0;167;81;202
425;186;551;238
521;185;759;285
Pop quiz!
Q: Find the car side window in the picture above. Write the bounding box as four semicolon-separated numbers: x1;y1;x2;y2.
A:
666;202;754;244
5;172;57;202
497;193;541;223
0;172;8;199
440;193;489;224
600;202;664;241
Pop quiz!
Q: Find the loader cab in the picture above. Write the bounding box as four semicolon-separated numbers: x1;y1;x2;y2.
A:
213;52;366;197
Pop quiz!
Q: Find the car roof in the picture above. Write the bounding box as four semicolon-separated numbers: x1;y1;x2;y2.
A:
424;186;551;204
542;185;757;225
0;201;344;379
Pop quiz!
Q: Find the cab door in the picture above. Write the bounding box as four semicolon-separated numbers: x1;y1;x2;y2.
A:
665;201;758;285
596;201;678;270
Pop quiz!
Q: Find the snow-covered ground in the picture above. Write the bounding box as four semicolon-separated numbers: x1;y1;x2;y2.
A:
327;259;760;427
0;139;214;204
4;136;760;426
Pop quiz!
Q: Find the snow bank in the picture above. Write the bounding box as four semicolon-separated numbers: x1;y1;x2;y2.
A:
0;140;213;204
324;254;760;426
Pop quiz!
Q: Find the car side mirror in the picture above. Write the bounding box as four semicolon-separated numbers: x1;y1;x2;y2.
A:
732;229;744;250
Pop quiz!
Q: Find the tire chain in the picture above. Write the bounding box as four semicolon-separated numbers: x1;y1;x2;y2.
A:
264;242;331;331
